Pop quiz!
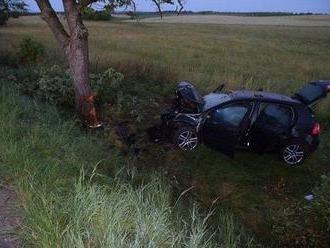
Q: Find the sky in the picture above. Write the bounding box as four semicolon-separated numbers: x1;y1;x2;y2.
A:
25;0;330;14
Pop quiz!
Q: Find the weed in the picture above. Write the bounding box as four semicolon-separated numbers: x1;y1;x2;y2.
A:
17;38;45;64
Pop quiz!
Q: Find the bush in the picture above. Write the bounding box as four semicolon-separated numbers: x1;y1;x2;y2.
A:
0;51;18;67
82;7;111;21
10;11;20;18
90;68;124;104
37;66;74;105
17;38;45;64
11;65;124;107
0;10;9;25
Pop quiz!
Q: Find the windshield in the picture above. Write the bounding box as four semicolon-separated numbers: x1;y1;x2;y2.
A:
202;93;231;111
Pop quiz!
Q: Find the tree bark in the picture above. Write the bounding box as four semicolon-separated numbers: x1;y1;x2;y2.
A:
151;0;163;19
35;0;100;127
177;0;184;15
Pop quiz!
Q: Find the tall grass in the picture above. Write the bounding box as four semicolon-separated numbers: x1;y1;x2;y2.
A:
0;83;253;247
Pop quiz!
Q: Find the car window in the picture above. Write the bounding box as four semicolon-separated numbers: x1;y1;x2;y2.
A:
256;103;293;129
213;103;251;127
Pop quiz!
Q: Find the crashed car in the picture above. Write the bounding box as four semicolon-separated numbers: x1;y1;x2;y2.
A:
151;81;330;166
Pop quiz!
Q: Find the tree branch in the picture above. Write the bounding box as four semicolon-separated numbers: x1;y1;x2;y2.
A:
176;0;184;15
151;0;176;19
35;0;69;51
62;0;79;33
79;0;98;11
151;0;163;19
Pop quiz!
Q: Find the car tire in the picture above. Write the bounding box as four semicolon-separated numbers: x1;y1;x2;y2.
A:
280;141;308;167
173;126;199;151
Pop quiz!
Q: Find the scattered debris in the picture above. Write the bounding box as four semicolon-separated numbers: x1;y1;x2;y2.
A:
304;194;314;201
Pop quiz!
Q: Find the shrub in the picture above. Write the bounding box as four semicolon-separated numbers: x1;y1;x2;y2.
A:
0;10;9;25
10;11;20;18
82;7;111;21
93;11;111;21
90;68;124;104
0;50;18;67
37;65;74;106
11;65;124;107
17;38;45;64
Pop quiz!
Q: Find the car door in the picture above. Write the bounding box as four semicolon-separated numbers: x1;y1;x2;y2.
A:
248;102;295;153
202;102;253;157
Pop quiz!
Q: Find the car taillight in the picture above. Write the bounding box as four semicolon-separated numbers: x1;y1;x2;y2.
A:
312;122;321;136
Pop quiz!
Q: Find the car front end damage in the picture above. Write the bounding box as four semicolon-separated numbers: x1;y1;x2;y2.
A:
148;110;204;144
148;81;206;143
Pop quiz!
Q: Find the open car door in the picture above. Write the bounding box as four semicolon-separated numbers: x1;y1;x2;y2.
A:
202;102;253;158
294;81;330;107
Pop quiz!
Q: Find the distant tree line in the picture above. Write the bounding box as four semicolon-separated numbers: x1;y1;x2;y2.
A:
81;6;112;21
13;10;320;21
0;0;27;25
118;10;319;19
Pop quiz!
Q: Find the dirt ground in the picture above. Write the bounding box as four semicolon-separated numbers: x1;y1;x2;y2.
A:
0;184;21;248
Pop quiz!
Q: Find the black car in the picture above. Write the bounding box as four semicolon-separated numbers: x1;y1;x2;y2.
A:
152;81;330;166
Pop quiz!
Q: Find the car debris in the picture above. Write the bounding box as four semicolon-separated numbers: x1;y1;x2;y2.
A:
304;194;315;201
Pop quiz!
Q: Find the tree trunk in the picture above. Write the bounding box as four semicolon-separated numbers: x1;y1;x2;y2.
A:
36;0;101;128
68;37;98;127
66;36;99;127
63;1;100;127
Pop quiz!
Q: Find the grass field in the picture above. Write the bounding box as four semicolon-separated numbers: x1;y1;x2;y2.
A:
1;15;330;246
136;14;330;26
1;16;330;93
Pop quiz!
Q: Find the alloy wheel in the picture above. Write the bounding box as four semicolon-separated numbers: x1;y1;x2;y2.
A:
282;144;305;166
177;130;198;151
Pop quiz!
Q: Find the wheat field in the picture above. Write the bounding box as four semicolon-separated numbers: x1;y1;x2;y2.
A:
135;14;330;26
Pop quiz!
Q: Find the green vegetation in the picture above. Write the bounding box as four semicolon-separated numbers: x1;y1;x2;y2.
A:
0;0;26;25
17;37;45;64
82;7;112;21
0;83;254;247
0;10;8;25
1;16;330;246
132;11;316;17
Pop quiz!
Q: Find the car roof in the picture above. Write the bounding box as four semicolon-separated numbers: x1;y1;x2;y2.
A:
230;90;301;104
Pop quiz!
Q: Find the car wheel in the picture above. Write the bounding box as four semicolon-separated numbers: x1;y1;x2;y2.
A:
173;126;199;151
280;141;308;167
